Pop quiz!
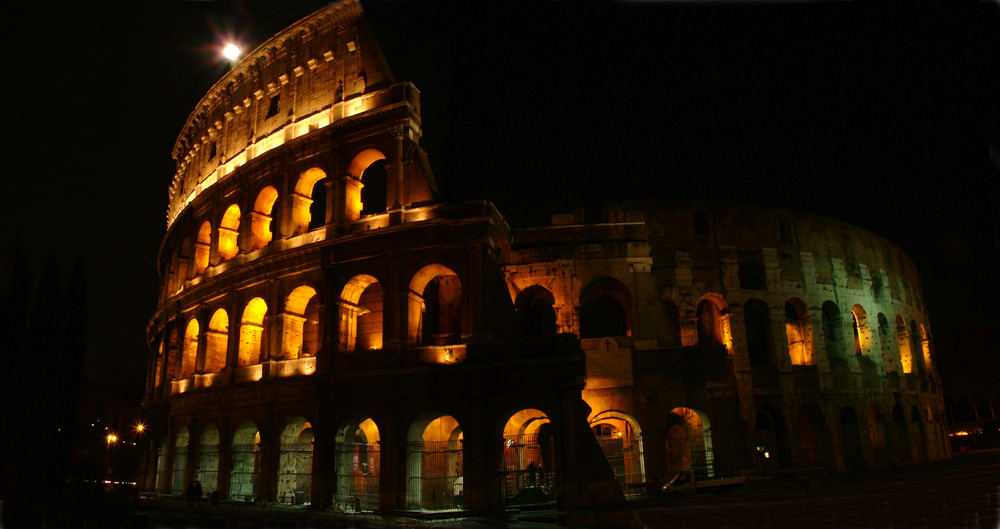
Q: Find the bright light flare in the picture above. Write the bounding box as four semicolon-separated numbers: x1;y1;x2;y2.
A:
222;43;241;61
135;423;145;433
107;433;118;444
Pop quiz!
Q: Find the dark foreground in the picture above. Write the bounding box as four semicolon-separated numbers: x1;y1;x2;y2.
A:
3;450;998;528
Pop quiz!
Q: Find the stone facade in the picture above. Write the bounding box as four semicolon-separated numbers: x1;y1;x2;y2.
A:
141;0;949;514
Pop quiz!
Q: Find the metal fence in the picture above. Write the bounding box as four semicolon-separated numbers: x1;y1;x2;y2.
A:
334;442;380;512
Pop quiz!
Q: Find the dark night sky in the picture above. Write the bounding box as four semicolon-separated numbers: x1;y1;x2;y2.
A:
2;1;998;405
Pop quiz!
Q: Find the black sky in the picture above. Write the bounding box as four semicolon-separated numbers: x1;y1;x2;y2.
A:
2;1;998;402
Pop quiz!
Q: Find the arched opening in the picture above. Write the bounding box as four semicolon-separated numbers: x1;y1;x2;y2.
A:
911;406;926;462
238;298;268;367
868;406;888;468
171;426;190;494
797;404;832;467
154;432;169;492
194;221;211;275
250;186;278;250
501;409;555;503
665;407;714;479
839;407;865;472
590;410;645;495
891;404;912;465
744;299;772;366
406;414;463;510
196;424;220;494
291;167;328;235
177;238;192;286
334;417;380;512
697;295;729;348
345;149;387;221
409;265;462;346
166;250;179;295
661;298;681;346
785;298;813;365
218;204;241;261
180;319;199;379
896;315;913;374
822;301;846;361
277;417;314;505
282;285;320;359
910;320;925;375
154;340;164;388
360;160;388;216
918;324;932;373
515;286;557;337
877;314;891;370
851;305;869;357
166;329;179;381
753;407;788;471
204;309;228;373
229;422;261;501
339;275;383;352
579;277;631;339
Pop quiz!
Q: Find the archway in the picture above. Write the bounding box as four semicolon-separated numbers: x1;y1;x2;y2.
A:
194;221;211;275
851;305;869;357
171;426;190;494
896;315;913;374
822;301;846;361
238;298;267;366
911;406;926;463
797;404;832;467
409;265;462;346
785;298;813;365
180;319;199;379
339;275;383;351
697;295;728;348
665;407;714;479
501;409;554;503
579;277;631;339
334;417;381;512
229;422;261;501
282;285;320;359
218;204;241;261
753;407;788;471
839;407;865;472
890;404;912;465
291;167;328;234
205;309;228;373
250;186;278;250
918;324;933;373
277;417;314;505
196;424;220;494
590;410;645;495
345;149;388;220
744;298;772;366
868;406;888;468
406;414;463;510
514;286;557;336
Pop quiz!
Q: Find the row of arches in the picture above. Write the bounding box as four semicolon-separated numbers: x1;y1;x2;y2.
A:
156;264;467;388
164;152;391;298
152;406;716;509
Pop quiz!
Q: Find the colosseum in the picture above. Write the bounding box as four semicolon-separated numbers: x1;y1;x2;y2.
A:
140;0;950;514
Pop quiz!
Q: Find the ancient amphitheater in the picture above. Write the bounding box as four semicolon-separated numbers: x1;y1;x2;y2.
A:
141;0;949;513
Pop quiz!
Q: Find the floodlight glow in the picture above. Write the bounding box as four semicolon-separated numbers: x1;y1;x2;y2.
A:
222;43;241;61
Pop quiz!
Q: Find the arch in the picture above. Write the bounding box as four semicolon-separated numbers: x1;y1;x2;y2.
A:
282;285;320;359
406;414;463;510
339;275;383;352
153;340;165;388
360;160;389;216
896;315;913;374
665;407;714;479
218;204;241;261
753;407;788;471
345;149;388;221
822;301;846;361
291;167;328;234
910;320;925;374
194;221;211;275
839;407;864;472
918;323;932;372
785;298;813;365
166;249;179;295
229;421;261;501
661;297;681;346
250;186;278;250
851;304;869;356
196;423;220;494
408;264;462;346
590;410;645;492
890;404;912;465
334;417;381;512
877;313;891;370
177;238;192;284
797;404;831;467
867;405;889;468
744;299;772;366
911;405;926;462
238;298;267;367
579;277;631;339
180;319;199;379
171;426;190;494
515;286;557;337
697;294;729;348
277;417;314;504
502;409;554;503
204;309;228;373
